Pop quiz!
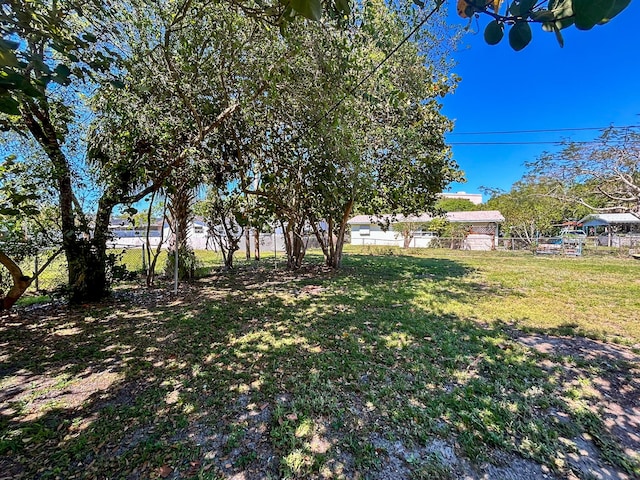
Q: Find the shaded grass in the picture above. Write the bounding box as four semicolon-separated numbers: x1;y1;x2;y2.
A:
1;248;638;479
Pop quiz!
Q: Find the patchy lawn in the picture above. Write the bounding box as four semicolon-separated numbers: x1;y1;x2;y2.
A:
1;249;639;479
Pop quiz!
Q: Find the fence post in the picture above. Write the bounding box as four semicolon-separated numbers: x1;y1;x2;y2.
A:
141;244;146;272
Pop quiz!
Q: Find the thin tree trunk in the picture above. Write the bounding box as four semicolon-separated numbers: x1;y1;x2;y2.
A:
253;229;260;261
245;228;251;261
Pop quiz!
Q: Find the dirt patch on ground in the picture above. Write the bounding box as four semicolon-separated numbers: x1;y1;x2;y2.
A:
514;333;640;480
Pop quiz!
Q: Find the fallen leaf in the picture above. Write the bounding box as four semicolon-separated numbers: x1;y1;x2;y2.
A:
158;465;172;478
186;460;201;476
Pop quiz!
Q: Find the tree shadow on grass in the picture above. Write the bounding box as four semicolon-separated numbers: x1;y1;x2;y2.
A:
0;254;638;479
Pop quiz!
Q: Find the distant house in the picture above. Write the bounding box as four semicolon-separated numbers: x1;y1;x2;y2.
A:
108;217;210;249
348;213;435;248
578;213;640;247
107;217;163;247
347;210;504;250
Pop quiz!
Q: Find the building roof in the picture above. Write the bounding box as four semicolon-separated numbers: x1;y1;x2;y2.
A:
347;210;504;225
347;214;431;225
578;213;640;225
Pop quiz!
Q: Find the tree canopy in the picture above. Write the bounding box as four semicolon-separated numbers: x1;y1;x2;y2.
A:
525;126;640;214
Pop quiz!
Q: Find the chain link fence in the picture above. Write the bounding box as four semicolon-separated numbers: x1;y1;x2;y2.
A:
348;235;640;257
6;233;640;301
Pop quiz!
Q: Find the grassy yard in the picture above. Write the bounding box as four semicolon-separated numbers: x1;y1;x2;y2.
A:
1;248;639;479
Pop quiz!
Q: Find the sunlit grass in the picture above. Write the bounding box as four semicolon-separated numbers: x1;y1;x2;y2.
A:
2;247;639;479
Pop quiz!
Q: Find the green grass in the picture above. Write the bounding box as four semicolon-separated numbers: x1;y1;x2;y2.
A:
1;248;639;479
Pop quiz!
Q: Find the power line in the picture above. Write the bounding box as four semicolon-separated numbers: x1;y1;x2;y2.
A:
447;125;640;136
450;140;639;146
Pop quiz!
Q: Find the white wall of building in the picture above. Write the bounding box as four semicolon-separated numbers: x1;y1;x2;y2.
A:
350;224;435;247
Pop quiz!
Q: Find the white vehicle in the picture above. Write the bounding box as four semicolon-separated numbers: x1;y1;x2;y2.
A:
560;229;587;237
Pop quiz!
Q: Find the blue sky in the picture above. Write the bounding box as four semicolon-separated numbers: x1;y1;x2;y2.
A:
441;1;640;201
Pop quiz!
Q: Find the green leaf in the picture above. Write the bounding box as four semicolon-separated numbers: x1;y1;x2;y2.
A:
413;0;425;8
82;32;98;42
573;0;614;30
54;64;71;79
598;0;631;24
336;0;350;13
51;75;71;86
110;80;126;89
0;71;22;88
484;20;504;45
17;79;43;98
0;39;20;51
508;21;532;51
30;55;51;75
0;49;19;68
290;0;322;20
0;95;20;115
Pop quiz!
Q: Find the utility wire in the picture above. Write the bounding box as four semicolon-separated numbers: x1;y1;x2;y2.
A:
448;125;640;136
450;141;639;146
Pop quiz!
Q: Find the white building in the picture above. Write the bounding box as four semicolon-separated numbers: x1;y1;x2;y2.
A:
107;217;210;250
348;210;504;250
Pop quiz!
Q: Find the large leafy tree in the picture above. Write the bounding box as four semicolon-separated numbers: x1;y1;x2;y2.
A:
525;126;640;214
0;0;127;303
435;198;479;212
234;0;460;269
1;0;281;302
315;0;460;267
485;181;586;243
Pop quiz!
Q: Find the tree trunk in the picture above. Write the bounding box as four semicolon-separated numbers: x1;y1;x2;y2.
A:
0;250;33;310
283;221;306;270
245;228;251;260
312;199;353;269
0;247;64;310
22;101;107;303
167;185;196;279
403;230;412;249
64;198;115;303
253;229;260;261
